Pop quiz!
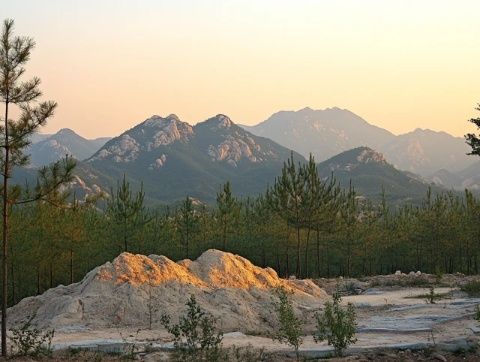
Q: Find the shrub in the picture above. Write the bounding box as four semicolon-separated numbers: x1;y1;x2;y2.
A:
314;290;357;357
461;280;480;296
160;295;223;361
9;317;54;357
426;286;437;304
221;345;266;362
343;281;360;296
271;287;303;361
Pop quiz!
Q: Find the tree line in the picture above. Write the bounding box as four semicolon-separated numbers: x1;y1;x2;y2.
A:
4;154;480;308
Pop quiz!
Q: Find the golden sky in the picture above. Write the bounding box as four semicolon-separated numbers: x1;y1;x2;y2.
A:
3;0;480;139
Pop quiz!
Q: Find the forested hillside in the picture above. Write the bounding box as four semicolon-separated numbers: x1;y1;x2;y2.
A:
6;156;480;307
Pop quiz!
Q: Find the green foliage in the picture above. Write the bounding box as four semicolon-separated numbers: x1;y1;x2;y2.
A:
425;286;437;304
474;305;480;322
219;345;266;362
175;196;198;259
9;317;54;357
314;290;357;357
461;280;480;297
271;287;303;361
465;104;480;156
160;295;223;361
0;18;76;357
216;181;239;250
107;175;148;252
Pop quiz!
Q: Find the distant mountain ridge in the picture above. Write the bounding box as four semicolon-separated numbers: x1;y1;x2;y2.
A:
13;112;452;205
317;147;440;204
28;129;111;166
242;107;395;162
242;107;475;177
85;113;305;203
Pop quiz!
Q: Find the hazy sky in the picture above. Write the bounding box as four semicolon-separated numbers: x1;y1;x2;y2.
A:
2;1;480;138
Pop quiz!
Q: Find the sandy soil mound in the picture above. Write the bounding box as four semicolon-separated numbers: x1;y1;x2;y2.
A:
8;250;326;333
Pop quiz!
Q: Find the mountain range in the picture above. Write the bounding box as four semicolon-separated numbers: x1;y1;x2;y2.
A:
83;114;304;203
241;107;475;176
19;107;480;204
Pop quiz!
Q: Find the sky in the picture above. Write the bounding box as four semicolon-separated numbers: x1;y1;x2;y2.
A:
2;0;480;139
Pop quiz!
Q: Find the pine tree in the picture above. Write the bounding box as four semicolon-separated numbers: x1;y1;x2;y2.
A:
0;19;76;355
216;181;238;251
106;175;148;253
269;153;306;277
465;104;480;156
176;196;198;259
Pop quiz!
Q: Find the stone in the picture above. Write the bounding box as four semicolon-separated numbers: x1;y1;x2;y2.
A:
432;352;447;362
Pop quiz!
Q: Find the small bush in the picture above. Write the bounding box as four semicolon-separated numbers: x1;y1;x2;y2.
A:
117;328;140;360
160;295;223;362
425;286;437;304
461;280;480;296
221;344;266;362
271;287;303;361
314;290;357;357
9;317;54;357
343;281;360;296
475;305;480;322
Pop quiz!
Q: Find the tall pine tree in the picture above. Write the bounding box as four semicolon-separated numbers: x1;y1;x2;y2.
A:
0;19;75;356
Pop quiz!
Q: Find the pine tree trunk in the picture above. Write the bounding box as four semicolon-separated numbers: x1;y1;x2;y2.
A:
285;245;290;277
1;96;9;356
49;263;53;289
303;227;311;278
10;260;14;306
316;228;321;277
123;217;128;252
295;225;301;277
70;248;74;285
222;217;227;251
36;267;41;295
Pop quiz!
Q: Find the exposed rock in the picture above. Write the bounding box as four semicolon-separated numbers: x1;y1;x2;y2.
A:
9;250;326;333
89;115;194;163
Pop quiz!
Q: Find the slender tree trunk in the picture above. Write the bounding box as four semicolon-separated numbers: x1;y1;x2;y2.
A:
303;227;311;278
123;217;128;252
2;96;9;356
261;242;266;267
9;259;14;306
222;217;227;251
185;222;189;259
295;225;301;277
316;228;321;277
285;245;289;277
70;248;74;285
49;262;53;289
36;266;41;295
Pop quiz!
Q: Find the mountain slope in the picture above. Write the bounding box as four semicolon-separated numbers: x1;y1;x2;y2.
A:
317;147;440;204
86;114;305;203
28;129;111;166
242;107;396;161
429;160;480;190
381;129;474;175
243;107;474;176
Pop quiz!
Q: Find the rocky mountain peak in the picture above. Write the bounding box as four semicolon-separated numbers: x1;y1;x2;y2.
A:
90;114;194;163
203;114;234;129
356;147;387;165
56;128;79;137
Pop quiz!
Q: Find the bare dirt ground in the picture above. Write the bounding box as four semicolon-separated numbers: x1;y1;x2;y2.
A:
5;251;480;360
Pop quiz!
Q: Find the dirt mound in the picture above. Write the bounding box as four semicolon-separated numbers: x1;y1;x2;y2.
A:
9;249;326;333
